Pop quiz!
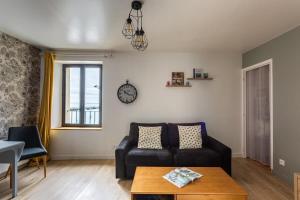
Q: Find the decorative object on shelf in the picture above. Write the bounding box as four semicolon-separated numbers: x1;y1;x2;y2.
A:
203;73;209;79
117;80;138;104
166;72;192;87
193;68;203;78
196;73;202;78
172;72;184;86
193;68;195;78
122;0;148;51
189;69;213;80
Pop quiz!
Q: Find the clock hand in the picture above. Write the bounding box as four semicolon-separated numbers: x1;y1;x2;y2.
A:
124;91;134;97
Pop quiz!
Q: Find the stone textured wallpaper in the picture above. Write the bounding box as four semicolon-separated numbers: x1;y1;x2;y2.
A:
0;32;41;138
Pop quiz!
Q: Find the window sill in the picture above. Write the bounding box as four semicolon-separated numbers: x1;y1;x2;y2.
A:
51;127;102;131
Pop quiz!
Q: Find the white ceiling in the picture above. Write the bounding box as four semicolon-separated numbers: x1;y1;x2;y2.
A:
0;0;300;53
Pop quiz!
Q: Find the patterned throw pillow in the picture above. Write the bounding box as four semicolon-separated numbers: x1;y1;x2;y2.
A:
178;125;202;149
137;126;163;149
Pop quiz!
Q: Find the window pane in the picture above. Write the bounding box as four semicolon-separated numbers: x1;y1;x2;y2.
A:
65;67;81;124
84;67;100;125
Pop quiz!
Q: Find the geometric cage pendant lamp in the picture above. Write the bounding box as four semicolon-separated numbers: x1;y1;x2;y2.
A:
122;0;148;51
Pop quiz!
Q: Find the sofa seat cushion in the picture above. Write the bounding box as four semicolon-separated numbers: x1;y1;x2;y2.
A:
174;148;221;167
126;148;173;166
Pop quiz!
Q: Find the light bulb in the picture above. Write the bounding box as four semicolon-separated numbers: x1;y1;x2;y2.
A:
131;29;148;51
122;17;135;39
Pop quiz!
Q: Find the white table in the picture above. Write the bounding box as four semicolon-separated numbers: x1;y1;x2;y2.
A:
0;141;24;198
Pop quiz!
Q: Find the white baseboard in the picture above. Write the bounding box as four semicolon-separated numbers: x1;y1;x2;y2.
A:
51;154;115;160
232;153;244;158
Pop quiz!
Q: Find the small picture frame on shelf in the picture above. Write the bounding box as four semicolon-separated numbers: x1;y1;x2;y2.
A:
172;72;184;86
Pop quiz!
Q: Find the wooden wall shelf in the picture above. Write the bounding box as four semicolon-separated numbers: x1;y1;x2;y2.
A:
187;78;213;80
166;85;191;88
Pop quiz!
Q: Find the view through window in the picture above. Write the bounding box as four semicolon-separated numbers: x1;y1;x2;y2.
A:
62;64;102;127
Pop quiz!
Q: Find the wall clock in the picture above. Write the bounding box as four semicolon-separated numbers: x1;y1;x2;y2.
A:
117;80;138;104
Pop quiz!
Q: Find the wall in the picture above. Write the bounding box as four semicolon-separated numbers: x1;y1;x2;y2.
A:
0;31;40;173
50;52;242;159
243;26;300;184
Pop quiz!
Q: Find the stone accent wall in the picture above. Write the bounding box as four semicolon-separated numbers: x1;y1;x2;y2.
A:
0;32;41;138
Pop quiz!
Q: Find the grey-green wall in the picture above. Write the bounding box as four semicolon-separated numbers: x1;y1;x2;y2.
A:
243;26;300;184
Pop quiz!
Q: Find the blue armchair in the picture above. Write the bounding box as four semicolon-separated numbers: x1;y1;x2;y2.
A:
7;126;48;178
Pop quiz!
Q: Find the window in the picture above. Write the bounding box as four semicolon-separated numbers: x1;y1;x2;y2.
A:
62;64;102;127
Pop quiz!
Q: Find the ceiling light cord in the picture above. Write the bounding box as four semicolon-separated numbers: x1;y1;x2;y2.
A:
129;8;133;17
140;9;143;31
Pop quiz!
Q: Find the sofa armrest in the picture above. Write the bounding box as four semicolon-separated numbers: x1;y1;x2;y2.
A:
115;136;134;179
206;136;232;175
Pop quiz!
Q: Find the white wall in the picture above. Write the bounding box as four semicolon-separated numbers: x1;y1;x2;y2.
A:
50;52;242;159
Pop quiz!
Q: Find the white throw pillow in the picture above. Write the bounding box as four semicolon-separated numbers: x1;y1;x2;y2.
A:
137;126;163;149
178;125;202;149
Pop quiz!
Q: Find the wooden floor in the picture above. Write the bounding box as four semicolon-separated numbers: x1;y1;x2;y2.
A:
232;158;293;200
0;158;293;200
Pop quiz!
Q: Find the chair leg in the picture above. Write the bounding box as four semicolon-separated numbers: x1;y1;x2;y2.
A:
9;166;12;189
35;157;40;169
43;156;47;178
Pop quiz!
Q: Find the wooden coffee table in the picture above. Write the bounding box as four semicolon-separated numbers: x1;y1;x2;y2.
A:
131;167;248;200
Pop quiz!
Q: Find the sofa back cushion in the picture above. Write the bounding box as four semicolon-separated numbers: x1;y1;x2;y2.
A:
129;122;169;148
168;122;208;148
137;126;163;149
178;125;202;149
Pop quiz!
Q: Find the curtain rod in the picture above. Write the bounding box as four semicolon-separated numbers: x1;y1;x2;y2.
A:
40;50;113;58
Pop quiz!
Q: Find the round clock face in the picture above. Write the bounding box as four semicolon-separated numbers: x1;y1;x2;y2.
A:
117;83;138;104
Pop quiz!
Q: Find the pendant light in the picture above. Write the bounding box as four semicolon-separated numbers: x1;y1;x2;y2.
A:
122;15;135;39
122;1;148;51
131;28;148;51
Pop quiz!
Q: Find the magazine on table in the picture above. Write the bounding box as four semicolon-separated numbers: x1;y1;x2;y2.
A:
163;168;203;188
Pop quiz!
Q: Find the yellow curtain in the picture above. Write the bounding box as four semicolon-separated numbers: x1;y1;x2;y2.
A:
38;52;55;151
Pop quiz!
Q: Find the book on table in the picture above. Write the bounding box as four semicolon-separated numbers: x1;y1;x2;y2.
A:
163;167;203;188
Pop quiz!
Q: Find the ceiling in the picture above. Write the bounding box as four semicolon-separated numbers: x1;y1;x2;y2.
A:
0;0;300;53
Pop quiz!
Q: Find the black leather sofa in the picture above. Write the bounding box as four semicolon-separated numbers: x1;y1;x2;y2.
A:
115;122;231;179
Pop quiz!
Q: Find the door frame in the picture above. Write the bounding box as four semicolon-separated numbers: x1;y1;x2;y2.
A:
242;59;274;169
